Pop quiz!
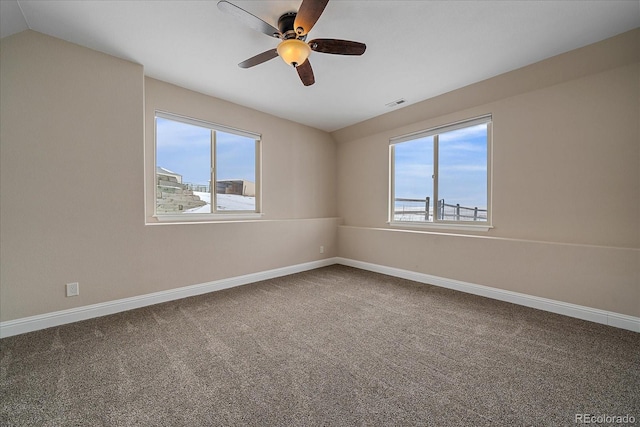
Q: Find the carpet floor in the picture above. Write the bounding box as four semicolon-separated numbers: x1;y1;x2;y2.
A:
1;265;639;426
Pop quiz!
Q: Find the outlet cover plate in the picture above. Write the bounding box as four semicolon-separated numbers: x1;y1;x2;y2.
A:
66;282;79;297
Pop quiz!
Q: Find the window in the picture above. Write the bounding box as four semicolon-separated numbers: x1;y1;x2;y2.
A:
390;115;491;227
155;111;260;220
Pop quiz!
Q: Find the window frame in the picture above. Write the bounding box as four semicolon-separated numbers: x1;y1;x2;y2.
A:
154;110;262;223
389;114;493;231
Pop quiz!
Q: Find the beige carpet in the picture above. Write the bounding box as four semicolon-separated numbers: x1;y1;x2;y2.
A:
1;265;638;426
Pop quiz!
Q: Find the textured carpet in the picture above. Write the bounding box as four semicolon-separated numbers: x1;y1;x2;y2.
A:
1;265;638;426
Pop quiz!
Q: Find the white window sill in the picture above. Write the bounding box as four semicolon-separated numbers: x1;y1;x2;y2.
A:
150;212;264;224
388;221;493;232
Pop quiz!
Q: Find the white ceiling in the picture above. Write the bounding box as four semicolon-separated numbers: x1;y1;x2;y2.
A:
1;0;639;132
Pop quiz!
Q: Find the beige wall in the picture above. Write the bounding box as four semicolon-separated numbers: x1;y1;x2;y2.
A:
335;29;640;317
1;28;638;324
0;30;339;322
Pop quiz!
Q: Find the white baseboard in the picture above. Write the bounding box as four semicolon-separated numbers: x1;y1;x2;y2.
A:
0;258;338;338
2;256;637;338
335;257;640;333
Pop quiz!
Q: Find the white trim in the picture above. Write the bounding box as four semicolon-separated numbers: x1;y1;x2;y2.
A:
151;212;264;223
335;257;640;333
2;256;637;338
0;258;338;338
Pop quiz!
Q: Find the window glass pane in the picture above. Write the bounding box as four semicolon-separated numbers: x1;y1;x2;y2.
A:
215;131;256;211
437;124;488;221
156;117;212;214
393;136;434;221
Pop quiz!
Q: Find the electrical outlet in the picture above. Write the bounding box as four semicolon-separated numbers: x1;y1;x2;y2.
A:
320;245;324;254
66;282;79;297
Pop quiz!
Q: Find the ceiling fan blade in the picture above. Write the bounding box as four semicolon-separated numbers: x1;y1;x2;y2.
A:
309;39;366;55
238;49;279;68
217;0;281;38
294;0;329;36
296;59;315;86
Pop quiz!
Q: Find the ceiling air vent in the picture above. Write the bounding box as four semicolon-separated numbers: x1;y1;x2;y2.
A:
385;98;406;108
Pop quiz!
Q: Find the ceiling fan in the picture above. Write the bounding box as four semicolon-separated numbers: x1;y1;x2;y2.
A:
217;0;366;86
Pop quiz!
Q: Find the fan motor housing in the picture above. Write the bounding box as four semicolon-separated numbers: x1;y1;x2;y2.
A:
278;12;299;40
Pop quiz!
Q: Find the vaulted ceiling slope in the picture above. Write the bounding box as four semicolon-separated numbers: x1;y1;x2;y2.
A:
1;0;639;132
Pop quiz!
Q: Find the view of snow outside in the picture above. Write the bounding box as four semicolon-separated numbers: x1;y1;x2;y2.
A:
157;117;256;212
394;124;487;222
186;192;255;213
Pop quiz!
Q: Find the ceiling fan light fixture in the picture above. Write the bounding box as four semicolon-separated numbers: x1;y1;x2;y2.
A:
277;39;311;67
